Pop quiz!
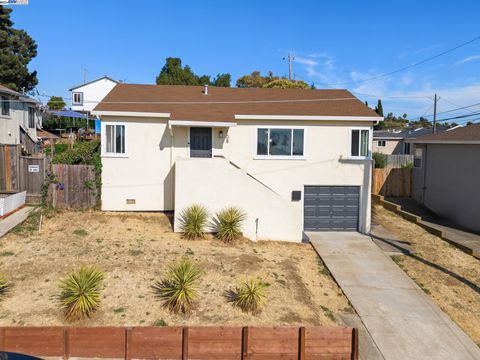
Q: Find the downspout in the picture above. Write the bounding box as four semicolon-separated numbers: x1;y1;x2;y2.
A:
422;144;428;204
168;122;174;210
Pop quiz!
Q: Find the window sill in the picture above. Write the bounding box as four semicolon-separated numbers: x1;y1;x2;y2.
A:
343;156;372;161
0;114;11;119
253;155;306;160
101;153;129;158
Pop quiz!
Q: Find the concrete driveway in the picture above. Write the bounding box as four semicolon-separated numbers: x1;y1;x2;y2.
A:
307;232;480;360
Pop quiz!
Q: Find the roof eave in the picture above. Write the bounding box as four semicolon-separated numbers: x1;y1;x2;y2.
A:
234;114;382;121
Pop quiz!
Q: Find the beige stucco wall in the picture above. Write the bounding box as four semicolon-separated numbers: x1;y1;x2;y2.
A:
101;117;373;241
412;143;480;232
372;139;403;154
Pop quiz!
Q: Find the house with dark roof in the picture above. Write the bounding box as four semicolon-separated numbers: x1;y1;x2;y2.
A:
0;84;42;154
407;124;480;232
92;83;382;241
373;126;450;155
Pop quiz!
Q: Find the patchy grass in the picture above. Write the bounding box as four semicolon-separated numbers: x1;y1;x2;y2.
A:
374;205;480;345
72;229;88;237
0;251;14;257
0;210;352;326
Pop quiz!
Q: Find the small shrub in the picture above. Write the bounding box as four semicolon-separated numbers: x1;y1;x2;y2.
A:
152;259;202;314
373;152;387;168
73;229;88;237
0;251;14;257
57;266;104;321
0;275;11;297
213;207;246;242
154;319;167;326
227;277;269;313
178;204;209;239
401;162;414;169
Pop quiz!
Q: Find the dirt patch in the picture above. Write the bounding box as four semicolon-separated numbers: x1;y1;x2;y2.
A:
373;205;480;345
0;209;352;327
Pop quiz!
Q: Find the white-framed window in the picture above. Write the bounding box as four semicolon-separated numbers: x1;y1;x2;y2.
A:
102;122;127;156
350;128;371;158
256;127;305;158
72;92;83;105
414;145;422;168
1;95;10;116
404;142;411;154
28;107;35;128
377;140;386;147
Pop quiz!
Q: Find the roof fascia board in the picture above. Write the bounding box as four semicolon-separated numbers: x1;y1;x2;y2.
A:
407;139;480;144
92;111;170;118
234;114;382;121
169;120;237;127
69;76;119;91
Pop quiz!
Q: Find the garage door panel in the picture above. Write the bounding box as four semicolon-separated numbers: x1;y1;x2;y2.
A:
304;186;359;231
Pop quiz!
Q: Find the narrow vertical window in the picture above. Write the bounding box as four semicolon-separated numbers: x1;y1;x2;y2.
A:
351;129;370;158
360;130;369;156
292;129;304;156
257;128;268;155
28;108;35;128
351;130;359;156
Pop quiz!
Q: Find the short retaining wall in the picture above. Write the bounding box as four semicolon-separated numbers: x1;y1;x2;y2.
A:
0;326;358;360
0;191;26;217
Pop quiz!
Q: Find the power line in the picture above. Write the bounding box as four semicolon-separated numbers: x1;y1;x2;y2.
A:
409;100;480;120
315;34;480;86
439;97;480;114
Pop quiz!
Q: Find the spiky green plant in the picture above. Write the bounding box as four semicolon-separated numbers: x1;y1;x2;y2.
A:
213;207;246;242
228;277;269;313
57;266;104;321
0;274;11;297
178;204;209;239
153;259;202;314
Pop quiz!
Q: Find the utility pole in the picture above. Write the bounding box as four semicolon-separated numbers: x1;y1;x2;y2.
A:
82;68;87;84
283;53;295;80
433;94;438;133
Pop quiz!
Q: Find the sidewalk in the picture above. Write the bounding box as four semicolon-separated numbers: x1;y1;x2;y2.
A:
0;207;33;238
308;232;480;360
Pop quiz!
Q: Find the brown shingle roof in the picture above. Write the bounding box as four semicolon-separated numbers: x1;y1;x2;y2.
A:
0;84;20;96
407;124;480;143
93;84;380;121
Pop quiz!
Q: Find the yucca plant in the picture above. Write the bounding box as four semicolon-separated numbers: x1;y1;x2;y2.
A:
178;204;209;239
213;207;246;242
153;259;202;314
0;274;11;297
227;277;270;313
57;266;105;321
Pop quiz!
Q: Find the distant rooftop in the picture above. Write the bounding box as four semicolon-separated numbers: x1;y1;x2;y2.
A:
407;123;480;144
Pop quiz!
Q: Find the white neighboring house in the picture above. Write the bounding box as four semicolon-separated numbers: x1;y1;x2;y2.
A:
0;84;42;154
92;84;382;242
69;76;118;114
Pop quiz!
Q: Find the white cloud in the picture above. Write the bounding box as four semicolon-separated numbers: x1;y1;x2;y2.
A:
454;54;480;66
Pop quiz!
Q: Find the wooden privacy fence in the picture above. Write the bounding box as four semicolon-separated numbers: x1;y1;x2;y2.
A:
49;164;98;209
372;168;412;197
0;145;48;201
385;154;414;168
0;326;358;360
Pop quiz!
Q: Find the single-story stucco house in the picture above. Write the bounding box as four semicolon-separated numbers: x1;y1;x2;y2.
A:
407;124;480;233
92;84;382;242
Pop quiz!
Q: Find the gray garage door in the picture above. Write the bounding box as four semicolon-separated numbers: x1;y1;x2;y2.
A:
304;186;359;231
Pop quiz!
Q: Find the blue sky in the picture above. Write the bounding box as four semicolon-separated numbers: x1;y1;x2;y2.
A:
9;0;480;123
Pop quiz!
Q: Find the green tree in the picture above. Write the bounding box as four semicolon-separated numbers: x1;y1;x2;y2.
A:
262;79;310;89
155;57;230;87
374;99;384;117
47;96;66;110
0;6;38;92
236;71;279;88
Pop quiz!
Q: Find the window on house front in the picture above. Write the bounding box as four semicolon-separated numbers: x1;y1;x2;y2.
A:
377;140;386;147
28;108;35;128
1;96;10;116
105;124;125;154
72;92;83;105
404;142;411;154
414;146;422;168
351;129;370;157
256;128;304;157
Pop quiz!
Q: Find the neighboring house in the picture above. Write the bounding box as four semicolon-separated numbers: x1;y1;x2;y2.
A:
407;124;480;232
373;126;449;155
69;76;119;114
92;84;382;242
0;84;42;154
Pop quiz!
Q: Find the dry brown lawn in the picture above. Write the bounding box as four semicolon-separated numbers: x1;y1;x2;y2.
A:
0;209;352;327
373;205;480;345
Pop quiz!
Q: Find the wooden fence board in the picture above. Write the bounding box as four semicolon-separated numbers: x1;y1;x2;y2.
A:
187;326;243;359
128;327;183;360
385;154;414;168
305;327;354;359
0;145;20;192
246;327;299;360
1;327;64;358
68;327;126;359
372;168;412;197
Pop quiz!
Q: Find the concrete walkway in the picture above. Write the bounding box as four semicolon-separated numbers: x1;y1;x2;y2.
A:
0;207;33;238
308;232;480;360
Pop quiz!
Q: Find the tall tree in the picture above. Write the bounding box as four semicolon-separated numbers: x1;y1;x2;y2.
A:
47;96;66;110
0;5;38;92
236;71;279;88
155;57;230;87
375;99;384;117
262;79;310;89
